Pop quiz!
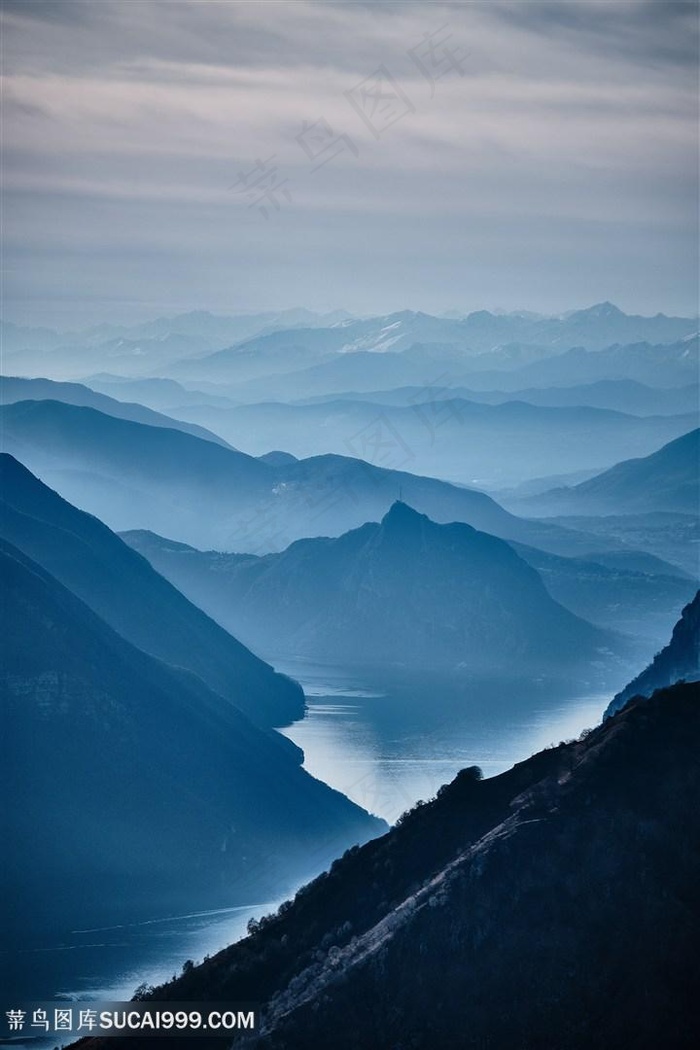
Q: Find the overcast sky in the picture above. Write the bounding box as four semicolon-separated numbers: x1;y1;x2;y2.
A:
2;0;698;328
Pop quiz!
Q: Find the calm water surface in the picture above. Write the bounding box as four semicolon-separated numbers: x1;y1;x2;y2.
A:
0;902;281;1048
3;661;621;1045
277;661;617;823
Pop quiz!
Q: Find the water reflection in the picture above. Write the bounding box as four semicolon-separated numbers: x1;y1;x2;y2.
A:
3;661;618;1041
278;663;613;823
0;901;278;1048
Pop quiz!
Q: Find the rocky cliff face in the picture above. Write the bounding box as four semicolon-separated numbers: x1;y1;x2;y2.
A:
76;679;700;1050
605;591;699;717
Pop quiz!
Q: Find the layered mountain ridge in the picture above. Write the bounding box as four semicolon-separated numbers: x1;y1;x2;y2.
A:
76;675;700;1050
1;538;385;946
0;453;302;728
124;502;620;674
514;429;699;517
0;397;633;559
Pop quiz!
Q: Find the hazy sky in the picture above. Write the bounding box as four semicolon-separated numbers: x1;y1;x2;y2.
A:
2;0;698;328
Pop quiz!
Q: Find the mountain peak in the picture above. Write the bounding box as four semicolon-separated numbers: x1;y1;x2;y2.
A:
380;500;427;529
578;301;624;319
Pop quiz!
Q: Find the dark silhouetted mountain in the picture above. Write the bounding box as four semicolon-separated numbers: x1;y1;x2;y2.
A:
605;592;700;717
516;430;700;516
0;398;633;560
129;526;692;656
89;680;700;1050
0;454;302;728
0;376;234;448
168;396;695;487
0;539;384;945
122;503;618;673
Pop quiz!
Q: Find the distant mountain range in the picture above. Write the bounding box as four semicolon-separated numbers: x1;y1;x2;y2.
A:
101;677;700;1050
122;502;620;674
469;336;700;390
171;303;697;381
297;379;698;418
3;304;695;386
1;308;351;379
6;297;697;1047
513;430;700;517
218;336;698;404
167;396;696;488
1;538;384;944
605;592;699;718
0;397;641;561
0;453;301;728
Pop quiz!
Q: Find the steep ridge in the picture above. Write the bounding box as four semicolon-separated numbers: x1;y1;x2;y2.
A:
605;592;700;717
0;540;385;945
516;429;700;517
77;679;700;1050
0;376;234;448
0;454;302;728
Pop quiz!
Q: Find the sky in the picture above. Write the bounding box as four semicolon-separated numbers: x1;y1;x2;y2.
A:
1;0;699;328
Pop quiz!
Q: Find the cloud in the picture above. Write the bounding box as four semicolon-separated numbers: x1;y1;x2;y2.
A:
1;0;93;26
486;0;699;67
1;0;697;325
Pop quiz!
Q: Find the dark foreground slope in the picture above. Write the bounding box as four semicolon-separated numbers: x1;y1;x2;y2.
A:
605;591;699;717
0;454;302;727
0;540;384;945
76;680;700;1050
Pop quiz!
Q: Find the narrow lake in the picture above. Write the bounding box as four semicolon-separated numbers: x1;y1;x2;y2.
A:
2;661;621;1047
0;902;280;1049
276;661;618;823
